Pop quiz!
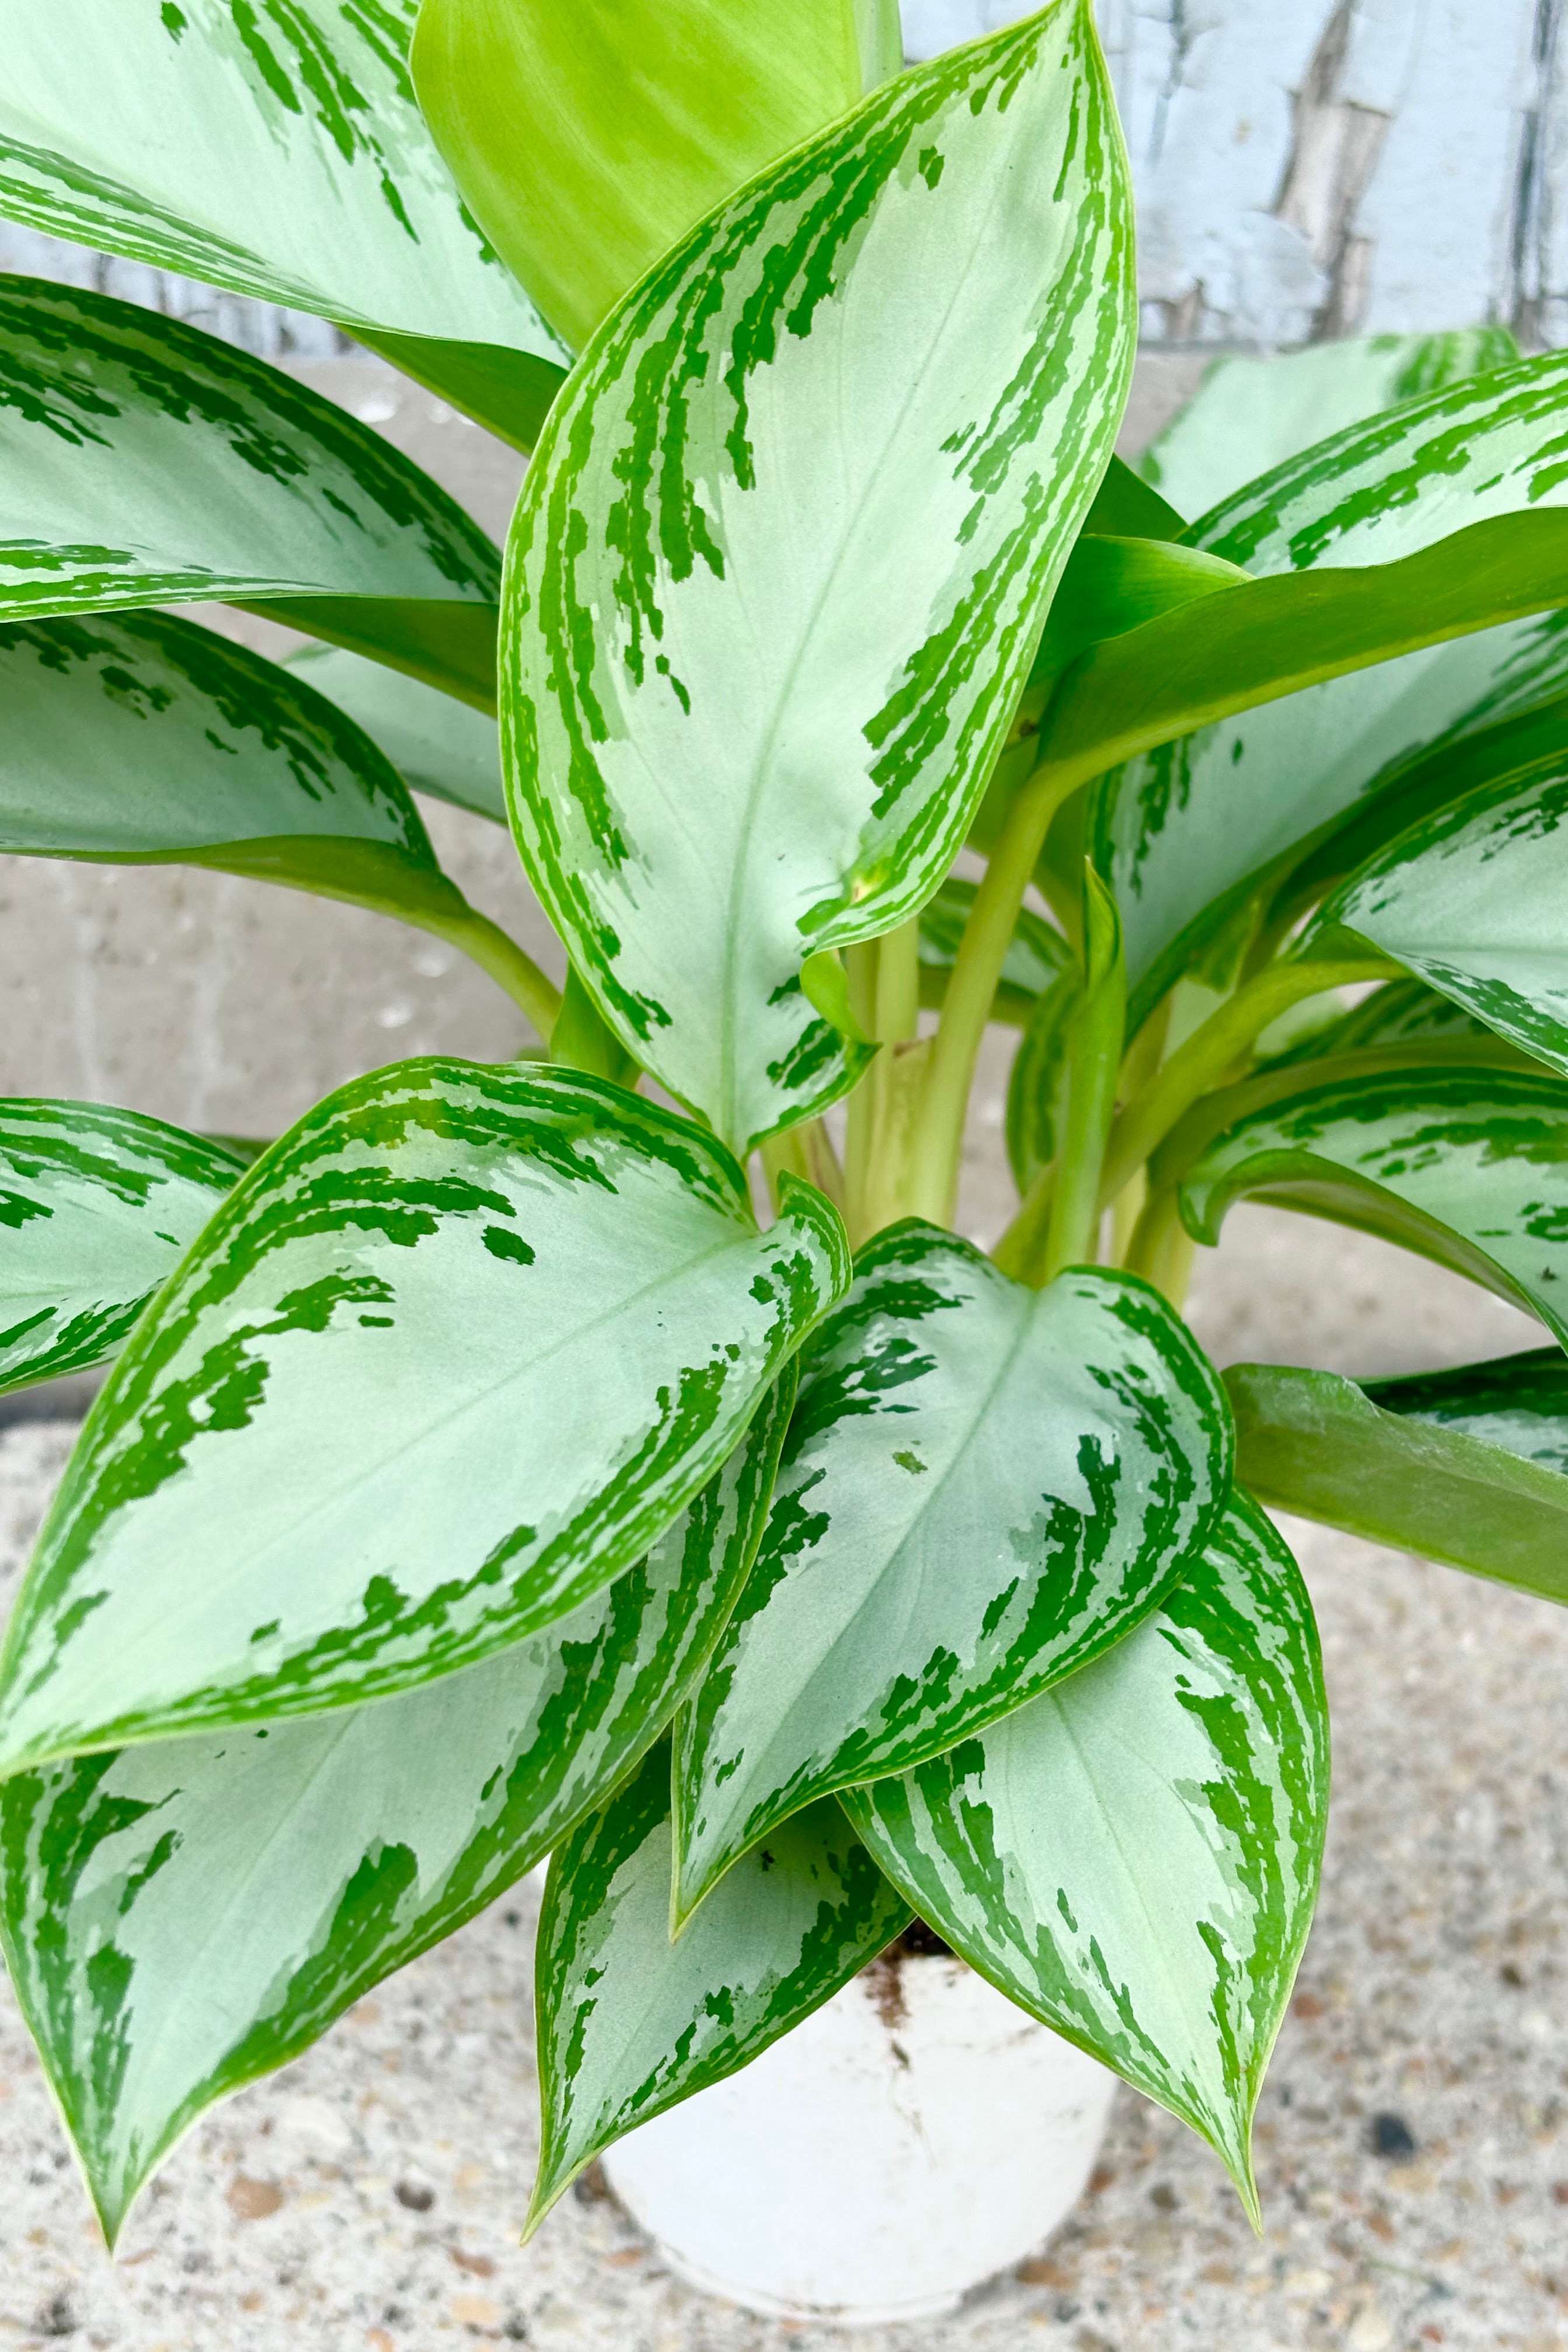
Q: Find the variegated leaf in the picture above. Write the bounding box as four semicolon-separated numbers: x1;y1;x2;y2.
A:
0;610;492;928
0;0;567;450
528;1742;910;2232
413;0;880;355
1226;1354;1568;1607
0;1064;849;1772
501;2;1135;1154
1314;754;1568;1078
284;642;505;824
1138;326;1519;522
842;1497;1328;2217
673;1225;1231;1926
1085;351;1568;1023
0;1372;790;2244
916;879;1072;1025
0;280;501;708
1175;1064;1568;1346
0;1103;242;1399
1256;978;1493;1073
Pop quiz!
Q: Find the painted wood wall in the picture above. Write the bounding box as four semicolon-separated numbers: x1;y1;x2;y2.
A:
1;3;1560;355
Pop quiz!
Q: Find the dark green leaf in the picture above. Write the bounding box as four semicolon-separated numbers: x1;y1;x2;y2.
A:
1226;1354;1568;1605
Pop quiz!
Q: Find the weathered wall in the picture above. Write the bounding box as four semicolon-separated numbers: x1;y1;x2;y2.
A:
5;4;1558;355
910;0;1564;347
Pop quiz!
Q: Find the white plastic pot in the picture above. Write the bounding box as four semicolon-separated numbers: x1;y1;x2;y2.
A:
601;1943;1118;2326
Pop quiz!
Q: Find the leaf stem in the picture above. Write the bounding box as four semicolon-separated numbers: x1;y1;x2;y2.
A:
1040;870;1125;1281
412;900;563;1043
1097;957;1397;1208
1124;1181;1195;1306
907;756;1093;1224
844;920;925;1245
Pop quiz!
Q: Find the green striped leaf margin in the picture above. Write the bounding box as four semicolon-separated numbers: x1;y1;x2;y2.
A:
1083;351;1568;1024
1312;754;1568;1078
284;643;506;825
842;1496;1329;2221
673;1225;1232;1928
0;1368;792;2245
0;1103;243;1399
0;280;502;709
1138;326;1520;521
501;0;1135;1155
0;0;567;451
528;1741;910;2233
0;609;484;925
0;1064;849;1773
1173;1062;1568;1345
1226;1353;1568;1607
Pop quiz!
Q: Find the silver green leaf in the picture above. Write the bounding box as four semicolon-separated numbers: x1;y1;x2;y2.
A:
284;642;505;824
0;1371;791;2245
1226;1353;1568;1607
1089;351;1568;1023
0;1102;242;1399
1314;754;1568;1078
0;0;567;450
842;1496;1328;2219
528;1742;910;2232
673;1225;1232;1926
0;1064;849;1772
0;280;501;708
1176;1062;1568;1344
0;610;496;932
501;1;1135;1154
1138;326;1520;521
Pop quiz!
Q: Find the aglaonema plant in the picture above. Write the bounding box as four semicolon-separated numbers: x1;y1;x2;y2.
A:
0;0;1565;2255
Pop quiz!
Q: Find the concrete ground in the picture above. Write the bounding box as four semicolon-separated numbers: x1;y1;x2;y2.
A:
2;1209;1564;2352
5;357;1567;2348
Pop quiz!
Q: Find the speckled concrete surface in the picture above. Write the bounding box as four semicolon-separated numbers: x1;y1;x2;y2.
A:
2;1201;1567;2351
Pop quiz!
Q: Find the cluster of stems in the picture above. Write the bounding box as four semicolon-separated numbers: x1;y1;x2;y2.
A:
440;743;1393;1299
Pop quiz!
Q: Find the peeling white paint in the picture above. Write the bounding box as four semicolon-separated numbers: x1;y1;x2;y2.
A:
908;0;1562;347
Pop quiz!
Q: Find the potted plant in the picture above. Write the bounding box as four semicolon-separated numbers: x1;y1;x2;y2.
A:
2;0;1568;2326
